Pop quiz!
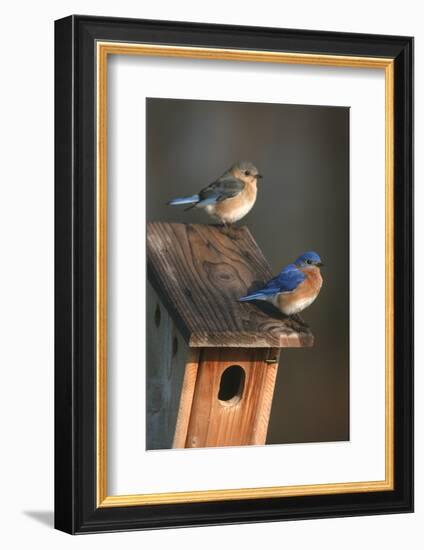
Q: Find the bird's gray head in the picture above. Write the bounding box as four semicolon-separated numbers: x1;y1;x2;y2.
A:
231;160;263;184
294;251;324;268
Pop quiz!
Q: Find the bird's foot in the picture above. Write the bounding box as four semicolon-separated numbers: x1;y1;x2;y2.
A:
222;223;238;237
221;222;230;235
289;314;307;328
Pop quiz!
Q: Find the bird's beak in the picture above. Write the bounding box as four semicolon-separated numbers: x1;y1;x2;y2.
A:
256;174;263;180
317;262;324;267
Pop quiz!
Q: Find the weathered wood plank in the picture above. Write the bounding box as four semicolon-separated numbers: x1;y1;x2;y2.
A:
147;222;313;348
251;349;280;445
146;282;191;450
184;348;280;448
172;353;200;448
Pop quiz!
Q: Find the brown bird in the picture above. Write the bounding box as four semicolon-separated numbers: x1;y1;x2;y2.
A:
167;160;262;227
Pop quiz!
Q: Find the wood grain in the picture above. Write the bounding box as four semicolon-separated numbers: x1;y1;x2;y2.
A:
184;348;280;447
172;353;200;448
147;222;313;348
146;281;193;450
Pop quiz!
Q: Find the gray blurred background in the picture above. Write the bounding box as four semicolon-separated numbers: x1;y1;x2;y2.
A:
147;97;349;444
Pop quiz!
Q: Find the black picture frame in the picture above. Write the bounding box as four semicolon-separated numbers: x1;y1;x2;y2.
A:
55;15;413;534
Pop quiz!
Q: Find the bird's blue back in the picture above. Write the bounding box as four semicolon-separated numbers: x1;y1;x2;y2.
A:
167;171;245;208
260;264;305;295
239;264;305;302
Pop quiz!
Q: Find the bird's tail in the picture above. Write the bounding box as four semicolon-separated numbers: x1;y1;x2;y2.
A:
167;194;199;206
239;292;267;302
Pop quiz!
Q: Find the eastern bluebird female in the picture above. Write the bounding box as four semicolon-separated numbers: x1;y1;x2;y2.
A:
239;251;324;316
167;161;262;226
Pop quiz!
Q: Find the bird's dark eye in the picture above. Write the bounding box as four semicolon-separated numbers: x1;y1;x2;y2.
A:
244;170;250;176
307;259;312;264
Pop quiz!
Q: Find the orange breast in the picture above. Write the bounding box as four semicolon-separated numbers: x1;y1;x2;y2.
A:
213;181;257;224
276;267;322;315
300;267;323;294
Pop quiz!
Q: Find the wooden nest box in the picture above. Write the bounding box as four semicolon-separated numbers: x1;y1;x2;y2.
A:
147;222;313;450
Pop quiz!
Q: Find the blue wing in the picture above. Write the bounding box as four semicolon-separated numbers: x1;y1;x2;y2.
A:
197;173;245;206
168;172;244;209
239;264;305;302
265;264;305;293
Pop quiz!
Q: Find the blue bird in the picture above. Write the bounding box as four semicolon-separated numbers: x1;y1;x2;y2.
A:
167;161;262;226
239;251;324;316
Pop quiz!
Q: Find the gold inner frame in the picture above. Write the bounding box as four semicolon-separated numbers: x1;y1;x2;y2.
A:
96;42;395;508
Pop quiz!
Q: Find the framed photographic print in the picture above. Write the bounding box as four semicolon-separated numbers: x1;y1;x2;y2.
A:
54;15;413;533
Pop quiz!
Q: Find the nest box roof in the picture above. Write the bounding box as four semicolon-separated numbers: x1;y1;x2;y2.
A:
147;222;313;348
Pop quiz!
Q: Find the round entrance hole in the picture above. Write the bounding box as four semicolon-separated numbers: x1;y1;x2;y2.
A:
218;365;245;405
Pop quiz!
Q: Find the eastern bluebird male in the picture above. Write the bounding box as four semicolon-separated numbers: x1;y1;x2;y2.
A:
167;161;262;226
239;251;324;316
